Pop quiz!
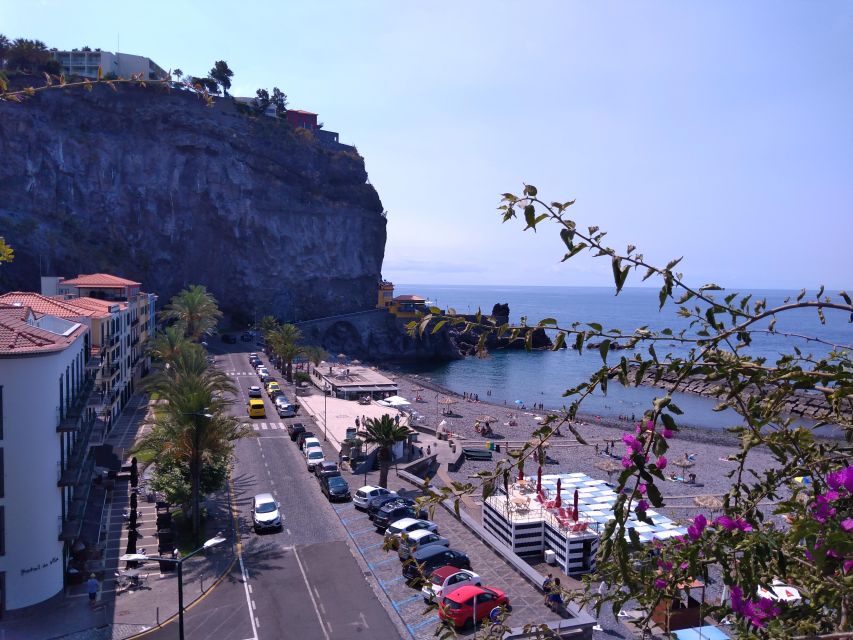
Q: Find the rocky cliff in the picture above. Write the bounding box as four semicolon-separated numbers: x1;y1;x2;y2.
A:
0;81;386;321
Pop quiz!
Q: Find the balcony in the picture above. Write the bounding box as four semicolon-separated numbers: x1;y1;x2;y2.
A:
131;317;140;327
85;353;102;371
57;412;98;487
131;335;140;347
58;455;96;542
56;376;96;432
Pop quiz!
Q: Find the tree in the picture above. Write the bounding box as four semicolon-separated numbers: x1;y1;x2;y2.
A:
255;88;270;114
258;314;279;336
208;60;233;96
135;346;252;541
161;284;223;342
148;324;190;365
358;415;412;488
412;185;852;638
191;76;219;94
266;324;303;382
0;34;10;68
6;38;51;72
271;87;287;117
0;237;13;264
172;68;183;79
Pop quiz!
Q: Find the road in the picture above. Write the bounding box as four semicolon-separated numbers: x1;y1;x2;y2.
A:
145;343;401;640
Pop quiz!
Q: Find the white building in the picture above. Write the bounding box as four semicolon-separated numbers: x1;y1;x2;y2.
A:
51;49;167;80
0;303;90;611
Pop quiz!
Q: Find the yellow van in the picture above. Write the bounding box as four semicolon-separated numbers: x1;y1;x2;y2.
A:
247;398;265;418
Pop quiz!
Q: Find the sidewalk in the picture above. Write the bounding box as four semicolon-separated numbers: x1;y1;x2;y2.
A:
0;396;237;640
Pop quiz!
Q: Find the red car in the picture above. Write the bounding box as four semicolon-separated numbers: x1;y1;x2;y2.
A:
438;585;509;629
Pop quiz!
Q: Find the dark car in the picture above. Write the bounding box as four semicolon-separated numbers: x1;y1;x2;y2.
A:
240;332;254;342
403;547;471;582
287;423;306;441
314;461;339;480
222;334;237;344
366;493;401;520
296;430;316;449
374;504;423;531
321;475;351;502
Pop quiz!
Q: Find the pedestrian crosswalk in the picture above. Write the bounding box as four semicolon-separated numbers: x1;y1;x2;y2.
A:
226;371;259;376
250;422;288;431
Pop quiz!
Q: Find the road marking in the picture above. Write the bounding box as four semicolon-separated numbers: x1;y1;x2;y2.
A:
252;599;256;610
360;541;384;551
368;557;396;569
409;614;440;632
255;616;260;628
392;594;420;610
239;548;259;640
286;528;292;535
293;546;332;640
248;584;253;594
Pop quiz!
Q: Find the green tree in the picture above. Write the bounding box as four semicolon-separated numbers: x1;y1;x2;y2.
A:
258;314;280;336
148;324;190;365
302;344;328;367
255;88;270;114
136;346;252;541
0;237;13;264
172;68;183;80
208;60;233;96
266;324;303;382
357;415;412;489
271;86;287;116
412;185;852;638
161;284;223;342
6;38;51;71
0;35;11;68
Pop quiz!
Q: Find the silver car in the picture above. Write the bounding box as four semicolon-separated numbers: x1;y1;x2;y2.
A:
397;529;450;561
251;492;282;532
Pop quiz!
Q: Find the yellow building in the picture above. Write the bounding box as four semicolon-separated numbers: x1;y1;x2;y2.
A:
377;281;428;319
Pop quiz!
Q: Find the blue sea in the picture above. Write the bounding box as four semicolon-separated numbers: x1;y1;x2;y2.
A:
396;285;851;434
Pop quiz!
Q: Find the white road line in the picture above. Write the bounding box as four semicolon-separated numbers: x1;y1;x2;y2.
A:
255;616;260;628
248;584;253;594
238;551;260;640
251;599;256;610
286;528;291;535
293;547;331;640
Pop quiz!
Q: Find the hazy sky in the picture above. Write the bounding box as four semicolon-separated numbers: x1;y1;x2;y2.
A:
4;1;851;289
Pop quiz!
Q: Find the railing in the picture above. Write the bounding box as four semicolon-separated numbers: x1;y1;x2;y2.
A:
57;376;96;432
57;410;98;487
59;454;96;541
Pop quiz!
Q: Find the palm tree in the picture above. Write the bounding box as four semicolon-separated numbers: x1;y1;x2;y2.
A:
358;415;412;488
267;324;304;382
136;346;251;541
148;324;190;365
302;345;328;367
161;284;223;342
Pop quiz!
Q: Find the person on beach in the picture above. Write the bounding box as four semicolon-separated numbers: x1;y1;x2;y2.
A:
86;573;99;606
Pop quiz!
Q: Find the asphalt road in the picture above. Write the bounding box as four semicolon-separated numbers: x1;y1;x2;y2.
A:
145;343;400;640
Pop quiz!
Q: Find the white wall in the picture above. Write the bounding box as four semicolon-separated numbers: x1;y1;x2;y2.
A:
0;335;87;610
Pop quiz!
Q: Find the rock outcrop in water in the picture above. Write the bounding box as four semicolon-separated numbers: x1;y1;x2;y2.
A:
0;80;386;322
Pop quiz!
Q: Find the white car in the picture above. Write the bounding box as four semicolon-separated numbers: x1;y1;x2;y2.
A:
251;492;282;532
421;567;482;602
353;485;394;510
384;517;439;540
397;529;450;561
302;437;321;455
305;448;325;471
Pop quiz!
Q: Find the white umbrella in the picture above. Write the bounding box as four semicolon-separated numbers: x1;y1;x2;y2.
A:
119;553;149;562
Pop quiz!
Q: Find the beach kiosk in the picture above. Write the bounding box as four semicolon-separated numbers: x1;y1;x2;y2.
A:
651;579;706;633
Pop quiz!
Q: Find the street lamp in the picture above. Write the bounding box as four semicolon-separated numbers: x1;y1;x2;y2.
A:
323;383;330;441
135;534;227;640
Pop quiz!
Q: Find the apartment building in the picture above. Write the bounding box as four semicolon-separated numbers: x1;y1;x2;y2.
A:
0;303;91;611
51;49;166;80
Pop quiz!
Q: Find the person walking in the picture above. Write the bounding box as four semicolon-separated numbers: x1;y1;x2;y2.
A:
86;573;99;607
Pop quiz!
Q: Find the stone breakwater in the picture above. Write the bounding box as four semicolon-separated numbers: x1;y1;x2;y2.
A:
630;366;850;423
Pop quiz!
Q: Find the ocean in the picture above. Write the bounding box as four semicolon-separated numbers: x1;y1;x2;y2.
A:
396;285;851;433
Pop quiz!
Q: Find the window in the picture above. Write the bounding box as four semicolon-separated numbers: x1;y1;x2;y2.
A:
0;507;4;555
0;386;3;439
0;448;3;497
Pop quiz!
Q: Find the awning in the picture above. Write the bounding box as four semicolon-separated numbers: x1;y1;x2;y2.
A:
380;395;411;407
673;626;731;640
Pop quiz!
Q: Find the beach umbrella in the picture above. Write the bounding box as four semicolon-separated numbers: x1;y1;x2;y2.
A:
514;399;524;406
673;458;695;470
595;459;623;479
554;478;562;509
477;414;498;423
573;489;579;521
536;466;542;494
693;495;724;512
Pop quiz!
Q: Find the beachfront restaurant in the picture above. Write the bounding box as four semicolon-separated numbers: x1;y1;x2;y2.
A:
484;472;688;577
312;362;398;400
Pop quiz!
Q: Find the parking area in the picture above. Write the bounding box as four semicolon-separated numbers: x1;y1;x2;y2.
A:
331;480;561;638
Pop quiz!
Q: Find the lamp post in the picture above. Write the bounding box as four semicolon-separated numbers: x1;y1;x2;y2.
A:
140;534;226;640
323;383;330;441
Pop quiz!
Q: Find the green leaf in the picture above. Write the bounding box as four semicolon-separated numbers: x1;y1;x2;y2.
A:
646;482;663;507
587;322;603;332
560;227;575;248
552;331;566;351
430;319;447;334
523;184;538;197
523;205;536;229
796;288;806;302
599;339;611;364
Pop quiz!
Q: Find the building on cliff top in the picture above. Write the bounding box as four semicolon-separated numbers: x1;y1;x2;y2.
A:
51;49;166;80
0;303;91;611
376;281;428;319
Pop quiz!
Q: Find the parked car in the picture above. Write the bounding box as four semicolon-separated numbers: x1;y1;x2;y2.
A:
266;381;281;397
257;367;271;382
384;517;439;540
366;493;403;520
240;332;254;342
320;475;351;502
403;547;471;582
222;334;237;344
251;492;282;532
296;430;315;448
438;585;509;629
421;567;482;602
276;401;297;418
247;398;265;418
248;385;263;398
397;530;450;561
288;423;306;441
305;448;325;471
375;502;425;531
301;437;321;455
369;496;422;521
353;485;394;511
313;461;339;480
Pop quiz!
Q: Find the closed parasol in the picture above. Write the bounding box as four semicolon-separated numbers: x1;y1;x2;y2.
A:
693;495;724;511
595;459;623;479
554;478;562;509
573;489;580;521
536;466;542;494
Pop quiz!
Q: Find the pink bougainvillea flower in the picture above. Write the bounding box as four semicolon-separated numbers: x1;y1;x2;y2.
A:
844;560;853;573
621;455;633;469
827;466;853;493
637;484;647;495
811;494;837;524
661;428;673;439
687;514;707;540
654;577;667;590
841;518;853;533
636;500;649;513
715;515;752;532
656;455;668;470
623;433;643;454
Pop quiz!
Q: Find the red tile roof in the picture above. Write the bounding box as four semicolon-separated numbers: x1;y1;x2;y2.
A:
393;295;427;302
289;109;317;115
0;306;86;355
63;296;125;314
0;292;99;318
61;273;141;288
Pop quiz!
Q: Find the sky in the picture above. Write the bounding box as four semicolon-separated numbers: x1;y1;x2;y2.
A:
3;1;852;289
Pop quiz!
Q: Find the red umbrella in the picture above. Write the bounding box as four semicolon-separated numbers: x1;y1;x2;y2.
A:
573;489;579;521
517;461;525;482
536;466;542;494
554;478;562;509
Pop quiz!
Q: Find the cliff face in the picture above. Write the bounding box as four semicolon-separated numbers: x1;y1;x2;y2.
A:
0;82;386;321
